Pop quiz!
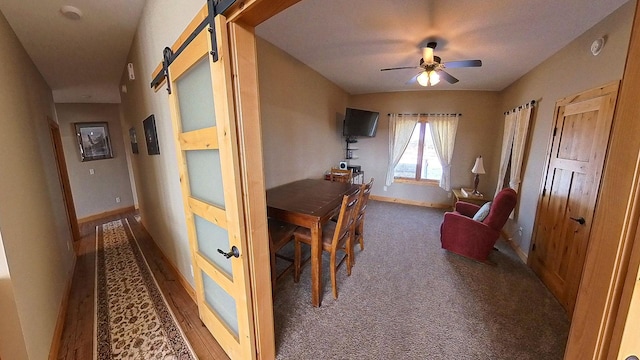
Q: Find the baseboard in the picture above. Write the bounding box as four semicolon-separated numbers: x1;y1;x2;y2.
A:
137;221;197;303
78;206;136;225
370;195;451;209
48;253;77;360
501;230;528;263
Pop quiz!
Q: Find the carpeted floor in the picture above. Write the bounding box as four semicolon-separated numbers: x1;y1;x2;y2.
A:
272;200;570;359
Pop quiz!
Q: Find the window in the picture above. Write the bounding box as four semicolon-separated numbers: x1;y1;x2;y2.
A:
394;122;442;182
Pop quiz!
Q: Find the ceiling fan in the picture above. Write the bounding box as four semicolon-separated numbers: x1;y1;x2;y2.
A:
380;42;482;86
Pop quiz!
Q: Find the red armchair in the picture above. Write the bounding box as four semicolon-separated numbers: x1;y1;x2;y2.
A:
440;188;517;262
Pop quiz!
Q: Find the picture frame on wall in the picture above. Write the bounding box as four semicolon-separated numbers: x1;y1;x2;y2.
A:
75;122;114;161
129;127;139;154
143;114;160;155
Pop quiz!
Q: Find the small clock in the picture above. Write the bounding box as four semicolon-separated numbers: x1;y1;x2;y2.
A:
591;38;605;56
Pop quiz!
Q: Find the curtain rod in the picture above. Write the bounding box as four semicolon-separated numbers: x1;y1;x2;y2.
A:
504;100;536;115
388;113;462;117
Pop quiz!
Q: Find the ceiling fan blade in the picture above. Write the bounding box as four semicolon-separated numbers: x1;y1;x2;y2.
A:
422;47;434;64
381;66;420;71
444;59;482;68
406;73;420;84
438;70;459;84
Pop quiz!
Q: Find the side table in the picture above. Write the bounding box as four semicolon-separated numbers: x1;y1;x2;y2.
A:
452;188;492;209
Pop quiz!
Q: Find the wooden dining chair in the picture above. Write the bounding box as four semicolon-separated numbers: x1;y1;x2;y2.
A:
268;219;298;288
351;178;374;265
293;189;360;299
330;167;352;183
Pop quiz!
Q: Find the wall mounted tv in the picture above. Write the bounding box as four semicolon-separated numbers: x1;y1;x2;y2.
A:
342;107;379;138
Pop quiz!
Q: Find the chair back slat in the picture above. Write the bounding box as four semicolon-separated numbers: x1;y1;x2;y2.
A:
332;190;360;251
355;178;374;218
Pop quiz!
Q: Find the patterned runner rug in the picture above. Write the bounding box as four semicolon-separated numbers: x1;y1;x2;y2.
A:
95;219;197;359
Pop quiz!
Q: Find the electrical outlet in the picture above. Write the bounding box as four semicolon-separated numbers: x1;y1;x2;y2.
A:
115;197;121;203
190;265;194;277
518;227;523;237
383;186;387;191
89;168;94;175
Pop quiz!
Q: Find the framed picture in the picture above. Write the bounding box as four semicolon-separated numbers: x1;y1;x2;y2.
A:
143;114;160;155
75;122;113;161
129;127;139;154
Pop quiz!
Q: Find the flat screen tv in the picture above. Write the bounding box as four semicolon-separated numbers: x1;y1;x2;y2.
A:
342;107;379;137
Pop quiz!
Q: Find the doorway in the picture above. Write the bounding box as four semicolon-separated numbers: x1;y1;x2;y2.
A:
529;82;619;316
49;118;80;243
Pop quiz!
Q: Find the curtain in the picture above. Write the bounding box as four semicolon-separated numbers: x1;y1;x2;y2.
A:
428;114;459;191
510;106;533;192
495;112;516;197
495;103;533;197
385;114;418;186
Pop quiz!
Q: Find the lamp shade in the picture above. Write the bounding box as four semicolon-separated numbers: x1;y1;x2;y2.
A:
429;70;440;85
471;156;486;174
417;71;429;86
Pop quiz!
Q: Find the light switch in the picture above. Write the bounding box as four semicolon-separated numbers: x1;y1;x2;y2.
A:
89;169;94;175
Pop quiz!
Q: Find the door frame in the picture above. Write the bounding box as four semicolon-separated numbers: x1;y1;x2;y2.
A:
48;117;80;243
152;0;640;358
565;1;640;358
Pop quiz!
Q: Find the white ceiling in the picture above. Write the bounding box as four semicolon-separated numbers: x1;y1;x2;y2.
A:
256;0;630;94
0;0;630;103
0;0;146;103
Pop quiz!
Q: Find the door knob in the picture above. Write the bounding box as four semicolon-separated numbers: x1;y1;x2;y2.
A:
625;356;638;360
570;217;586;225
217;246;240;259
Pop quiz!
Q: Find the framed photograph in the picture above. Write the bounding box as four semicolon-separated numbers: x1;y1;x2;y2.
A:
75;122;113;161
143;114;160;155
129;127;139;154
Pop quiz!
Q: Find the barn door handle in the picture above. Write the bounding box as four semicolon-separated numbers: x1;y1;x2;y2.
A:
217;246;240;259
570;217;586;225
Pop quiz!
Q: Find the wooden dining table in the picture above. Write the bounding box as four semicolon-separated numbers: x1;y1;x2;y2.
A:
266;178;360;307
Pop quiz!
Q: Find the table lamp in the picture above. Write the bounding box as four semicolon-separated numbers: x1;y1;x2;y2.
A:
471;156;486;195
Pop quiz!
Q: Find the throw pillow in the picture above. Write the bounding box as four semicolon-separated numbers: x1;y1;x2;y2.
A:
472;201;492;222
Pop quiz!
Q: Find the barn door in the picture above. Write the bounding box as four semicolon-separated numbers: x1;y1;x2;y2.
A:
164;14;255;359
529;82;619;316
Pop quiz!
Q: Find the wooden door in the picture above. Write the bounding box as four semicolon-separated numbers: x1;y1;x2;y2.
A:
165;15;255;359
529;82;619;316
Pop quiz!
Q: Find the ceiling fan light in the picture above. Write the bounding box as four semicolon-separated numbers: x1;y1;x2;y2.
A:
429;71;440;85
417;71;430;86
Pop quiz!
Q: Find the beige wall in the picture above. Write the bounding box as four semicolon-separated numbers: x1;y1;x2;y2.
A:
56;103;135;219
0;232;28;359
0;10;75;360
258;38;349;188
348;91;501;206
118;0;206;287
497;0;635;255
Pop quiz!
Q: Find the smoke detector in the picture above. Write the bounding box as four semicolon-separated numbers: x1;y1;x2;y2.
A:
590;37;605;56
60;5;83;20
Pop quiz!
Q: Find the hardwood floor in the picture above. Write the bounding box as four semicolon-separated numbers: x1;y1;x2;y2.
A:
57;212;229;359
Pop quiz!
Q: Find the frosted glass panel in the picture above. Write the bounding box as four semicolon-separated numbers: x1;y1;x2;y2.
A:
186;150;225;208
202;271;238;337
176;58;216;132
194;214;232;278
